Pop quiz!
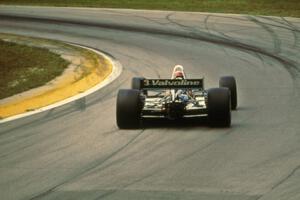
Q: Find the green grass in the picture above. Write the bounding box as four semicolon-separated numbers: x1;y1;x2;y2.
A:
0;40;69;99
0;0;299;17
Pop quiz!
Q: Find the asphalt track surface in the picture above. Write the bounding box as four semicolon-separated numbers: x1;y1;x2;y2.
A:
0;6;300;200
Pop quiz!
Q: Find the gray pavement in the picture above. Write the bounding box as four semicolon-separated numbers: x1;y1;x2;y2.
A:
0;6;299;200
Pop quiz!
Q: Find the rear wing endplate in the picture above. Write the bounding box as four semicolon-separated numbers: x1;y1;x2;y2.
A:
141;79;204;89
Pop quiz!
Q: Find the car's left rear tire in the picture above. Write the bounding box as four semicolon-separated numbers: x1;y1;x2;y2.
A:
116;89;142;129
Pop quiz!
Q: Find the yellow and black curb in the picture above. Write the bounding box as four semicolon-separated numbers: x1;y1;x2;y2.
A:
0;34;122;122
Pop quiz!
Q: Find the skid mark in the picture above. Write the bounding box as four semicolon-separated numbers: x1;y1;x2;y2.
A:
248;16;281;54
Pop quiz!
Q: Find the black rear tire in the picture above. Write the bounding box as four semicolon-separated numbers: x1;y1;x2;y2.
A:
207;88;231;127
219;76;237;110
116;89;142;129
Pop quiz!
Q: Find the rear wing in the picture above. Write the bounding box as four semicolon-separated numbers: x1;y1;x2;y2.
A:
141;79;204;89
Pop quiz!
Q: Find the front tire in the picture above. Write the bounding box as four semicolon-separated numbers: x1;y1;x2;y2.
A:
207;88;231;127
116;89;142;129
219;76;237;110
131;77;145;90
132;77;147;95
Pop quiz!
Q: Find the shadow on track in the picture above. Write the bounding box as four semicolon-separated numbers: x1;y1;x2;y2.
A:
141;117;209;129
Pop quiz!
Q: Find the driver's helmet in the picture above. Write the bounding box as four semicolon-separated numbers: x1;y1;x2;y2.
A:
174;71;184;79
172;65;186;79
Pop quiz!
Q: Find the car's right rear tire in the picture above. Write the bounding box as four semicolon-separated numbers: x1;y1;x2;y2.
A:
207;88;231;127
116;89;142;129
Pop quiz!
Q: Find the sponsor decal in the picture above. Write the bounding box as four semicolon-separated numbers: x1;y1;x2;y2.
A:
143;79;203;88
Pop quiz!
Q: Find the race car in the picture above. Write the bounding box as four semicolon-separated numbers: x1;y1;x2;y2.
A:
116;65;237;129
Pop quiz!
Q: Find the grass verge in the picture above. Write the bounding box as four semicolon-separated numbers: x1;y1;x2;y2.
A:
0;40;69;99
0;0;299;17
0;33;113;119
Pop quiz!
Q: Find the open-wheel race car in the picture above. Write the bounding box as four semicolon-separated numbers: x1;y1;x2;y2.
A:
116;65;237;129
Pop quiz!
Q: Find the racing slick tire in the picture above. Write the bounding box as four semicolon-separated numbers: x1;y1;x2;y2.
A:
131;77;145;90
132;77;147;95
219;76;237;110
207;88;231;127
117;89;142;129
